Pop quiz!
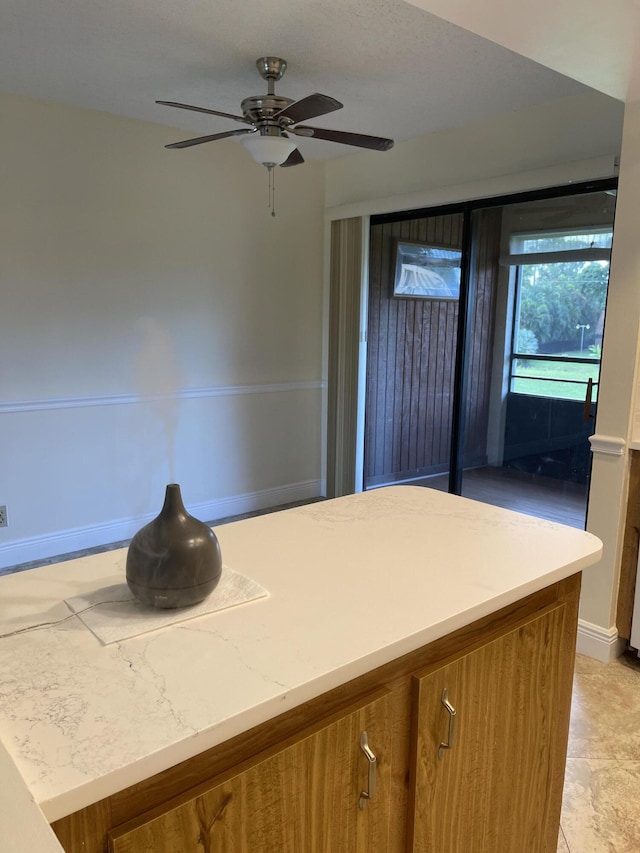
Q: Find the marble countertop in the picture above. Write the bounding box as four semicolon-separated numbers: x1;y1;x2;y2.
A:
0;486;603;847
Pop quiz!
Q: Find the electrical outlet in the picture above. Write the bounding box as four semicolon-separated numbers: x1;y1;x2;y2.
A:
0;506;7;528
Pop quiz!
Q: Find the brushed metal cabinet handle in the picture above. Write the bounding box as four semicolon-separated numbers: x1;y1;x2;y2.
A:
359;730;377;809
438;687;457;759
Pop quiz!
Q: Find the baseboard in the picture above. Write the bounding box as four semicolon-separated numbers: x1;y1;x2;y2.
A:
576;618;626;663
0;480;323;571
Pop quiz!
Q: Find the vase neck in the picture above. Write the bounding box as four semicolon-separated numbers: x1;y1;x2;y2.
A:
162;483;186;515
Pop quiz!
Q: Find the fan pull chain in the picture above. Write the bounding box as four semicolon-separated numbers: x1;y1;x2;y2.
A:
267;165;276;217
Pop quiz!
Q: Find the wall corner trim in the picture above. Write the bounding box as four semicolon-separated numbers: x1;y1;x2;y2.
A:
588;434;626;456
576;618;626;662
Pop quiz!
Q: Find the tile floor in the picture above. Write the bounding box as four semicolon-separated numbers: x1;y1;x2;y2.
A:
558;651;640;852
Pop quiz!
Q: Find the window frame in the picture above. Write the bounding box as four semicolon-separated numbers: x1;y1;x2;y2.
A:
507;229;611;402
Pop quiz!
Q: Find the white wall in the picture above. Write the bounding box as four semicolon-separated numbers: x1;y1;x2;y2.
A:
325;89;626;655
0;91;326;568
587;93;640;632
326;91;623;217
405;0;635;101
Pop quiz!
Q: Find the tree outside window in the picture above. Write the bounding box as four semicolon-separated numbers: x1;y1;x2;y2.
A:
510;229;611;401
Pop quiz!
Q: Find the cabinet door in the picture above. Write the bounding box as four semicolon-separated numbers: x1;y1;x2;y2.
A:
408;605;566;853
109;689;393;853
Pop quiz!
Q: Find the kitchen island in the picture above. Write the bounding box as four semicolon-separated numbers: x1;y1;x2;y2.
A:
0;486;602;851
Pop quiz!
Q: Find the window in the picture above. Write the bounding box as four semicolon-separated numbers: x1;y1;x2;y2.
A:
393;241;462;299
507;228;612;401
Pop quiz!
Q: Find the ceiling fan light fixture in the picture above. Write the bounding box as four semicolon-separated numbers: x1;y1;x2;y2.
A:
241;133;296;166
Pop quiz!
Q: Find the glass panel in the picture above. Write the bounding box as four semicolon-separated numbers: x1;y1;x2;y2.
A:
460;189;615;530
514;259;609;364
393;244;462;299
511;358;600;401
513;229;613;254
364;212;464;493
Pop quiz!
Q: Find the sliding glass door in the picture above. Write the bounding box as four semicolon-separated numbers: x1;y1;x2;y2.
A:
364;181;616;529
460;190;615;527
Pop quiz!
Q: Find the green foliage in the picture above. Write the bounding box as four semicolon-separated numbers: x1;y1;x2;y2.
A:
515;328;539;370
515;328;539;355
518;261;608;347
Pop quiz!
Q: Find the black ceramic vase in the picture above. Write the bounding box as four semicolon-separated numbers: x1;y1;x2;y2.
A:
126;484;222;609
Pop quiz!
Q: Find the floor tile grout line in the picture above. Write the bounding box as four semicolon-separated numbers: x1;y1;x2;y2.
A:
566;756;640;764
574;673;640;681
560;823;570;852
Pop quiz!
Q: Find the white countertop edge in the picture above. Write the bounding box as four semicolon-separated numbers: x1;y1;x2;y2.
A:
0;740;64;852
37;545;601;824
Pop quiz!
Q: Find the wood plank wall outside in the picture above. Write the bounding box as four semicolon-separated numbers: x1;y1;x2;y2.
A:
365;210;501;486
365;215;463;486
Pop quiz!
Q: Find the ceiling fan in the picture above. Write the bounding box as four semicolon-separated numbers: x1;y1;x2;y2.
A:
157;57;394;169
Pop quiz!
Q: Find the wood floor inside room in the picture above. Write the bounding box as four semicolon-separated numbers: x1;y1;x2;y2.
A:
387;466;588;529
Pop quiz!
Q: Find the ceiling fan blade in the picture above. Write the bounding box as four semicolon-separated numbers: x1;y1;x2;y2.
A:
292;125;394;151
280;147;305;168
156;100;252;125
165;129;255;149
275;93;342;124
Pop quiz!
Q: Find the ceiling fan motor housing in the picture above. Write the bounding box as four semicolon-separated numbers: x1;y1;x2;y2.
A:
241;95;294;127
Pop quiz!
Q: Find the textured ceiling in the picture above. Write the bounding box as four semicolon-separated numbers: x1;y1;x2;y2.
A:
407;0;639;100
1;0;596;159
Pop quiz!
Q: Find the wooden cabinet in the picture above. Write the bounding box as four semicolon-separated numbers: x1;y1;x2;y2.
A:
52;576;579;853
108;690;394;853
408;605;567;852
